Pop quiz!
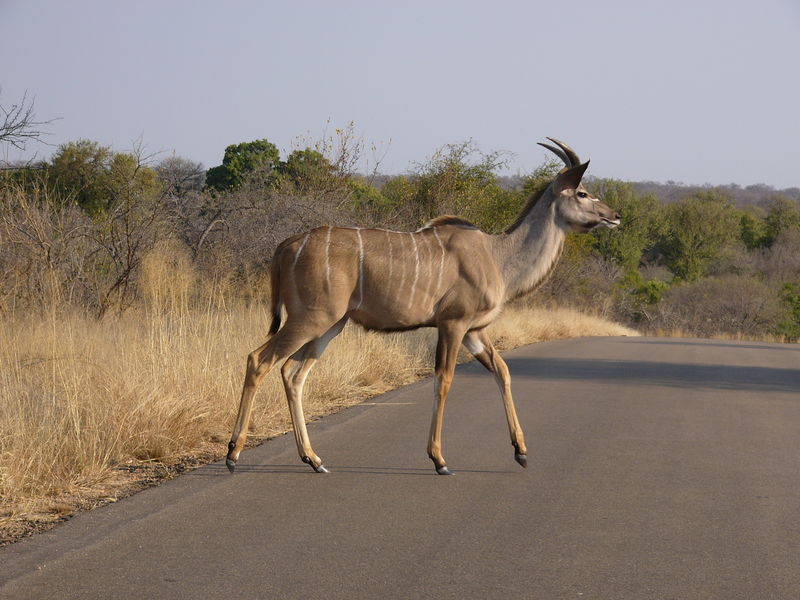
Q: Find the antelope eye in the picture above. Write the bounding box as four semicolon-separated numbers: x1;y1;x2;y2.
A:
577;191;588;198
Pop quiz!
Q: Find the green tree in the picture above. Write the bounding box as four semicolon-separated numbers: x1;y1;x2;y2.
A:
616;269;669;315
657;191;740;281
345;178;390;218
105;152;160;208
380;175;416;209
278;148;331;179
376;175;418;225
273;148;337;194
47;140;162;216
408;141;511;230
48;139;113;214
34;140;165;312
588;179;662;270
491;159;563;234
206;139;280;192
737;206;768;249
518;159;561;200
775;282;800;342
466;186;520;233
763;196;800;246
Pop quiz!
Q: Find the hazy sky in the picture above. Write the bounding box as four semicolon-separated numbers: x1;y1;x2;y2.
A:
2;0;799;188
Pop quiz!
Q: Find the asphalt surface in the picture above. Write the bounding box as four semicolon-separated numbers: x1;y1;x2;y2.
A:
1;336;799;599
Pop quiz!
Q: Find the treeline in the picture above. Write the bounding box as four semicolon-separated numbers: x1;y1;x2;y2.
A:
632;181;800;207
2;132;799;340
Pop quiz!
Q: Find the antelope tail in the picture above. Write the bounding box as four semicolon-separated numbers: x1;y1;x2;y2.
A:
269;257;283;335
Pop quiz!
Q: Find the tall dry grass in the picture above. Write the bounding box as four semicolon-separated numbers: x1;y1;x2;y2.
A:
0;244;637;532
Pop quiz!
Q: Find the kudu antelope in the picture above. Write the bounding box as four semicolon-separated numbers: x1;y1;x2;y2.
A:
226;138;620;475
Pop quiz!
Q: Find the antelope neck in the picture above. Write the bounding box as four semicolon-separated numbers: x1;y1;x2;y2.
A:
491;196;566;302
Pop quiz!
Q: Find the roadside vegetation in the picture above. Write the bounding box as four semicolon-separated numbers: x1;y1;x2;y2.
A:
1;106;798;540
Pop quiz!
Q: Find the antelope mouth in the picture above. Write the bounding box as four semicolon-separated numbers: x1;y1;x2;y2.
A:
601;217;621;228
588;217;620;231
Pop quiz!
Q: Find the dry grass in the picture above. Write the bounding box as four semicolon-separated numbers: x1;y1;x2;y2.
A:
488;305;638;350
0;256;637;542
647;327;787;343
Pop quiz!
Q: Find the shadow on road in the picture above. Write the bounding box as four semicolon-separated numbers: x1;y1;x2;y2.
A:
195;464;514;476
619;338;800;353
504;357;799;394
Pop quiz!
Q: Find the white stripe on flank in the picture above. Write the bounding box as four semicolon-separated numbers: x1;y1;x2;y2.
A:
293;233;310;268
292;233;311;298
355;228;365;309
324;226;332;292
409;232;419;308
386;230;393;288
397;232;407;294
423;234;435;313
426;234;433;287
433;227;445;295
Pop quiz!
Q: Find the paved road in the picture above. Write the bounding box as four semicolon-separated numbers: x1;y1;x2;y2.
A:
2;337;799;599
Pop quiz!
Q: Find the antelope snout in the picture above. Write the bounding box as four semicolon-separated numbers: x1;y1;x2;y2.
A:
603;211;621;228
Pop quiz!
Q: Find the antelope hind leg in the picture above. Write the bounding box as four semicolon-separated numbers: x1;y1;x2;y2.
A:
283;317;348;473
226;322;329;472
427;323;465;475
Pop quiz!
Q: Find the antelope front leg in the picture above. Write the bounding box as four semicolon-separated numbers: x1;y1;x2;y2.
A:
428;374;454;475
427;323;465;475
465;330;527;468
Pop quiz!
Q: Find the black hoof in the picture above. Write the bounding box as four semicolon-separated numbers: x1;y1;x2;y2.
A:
226;458;236;473
436;466;454;475
515;453;528;468
302;456;329;473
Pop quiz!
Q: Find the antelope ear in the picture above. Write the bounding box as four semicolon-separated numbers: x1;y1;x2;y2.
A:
554;160;590;193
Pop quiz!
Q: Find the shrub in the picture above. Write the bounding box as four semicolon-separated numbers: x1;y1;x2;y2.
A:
652;275;784;338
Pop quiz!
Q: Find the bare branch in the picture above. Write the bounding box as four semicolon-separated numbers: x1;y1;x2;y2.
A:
0;89;58;152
